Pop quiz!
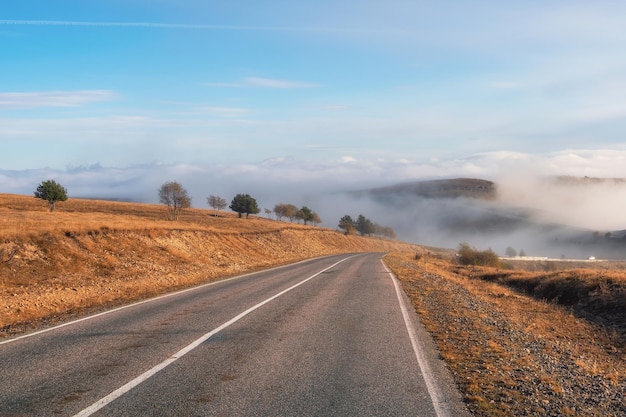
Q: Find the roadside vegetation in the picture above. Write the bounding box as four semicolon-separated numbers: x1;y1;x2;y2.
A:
456;242;502;267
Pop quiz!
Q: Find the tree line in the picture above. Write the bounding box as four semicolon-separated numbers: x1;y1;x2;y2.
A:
31;179;394;241
337;214;396;239
271;203;321;225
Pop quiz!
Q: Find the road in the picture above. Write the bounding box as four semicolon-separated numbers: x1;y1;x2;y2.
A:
0;253;469;416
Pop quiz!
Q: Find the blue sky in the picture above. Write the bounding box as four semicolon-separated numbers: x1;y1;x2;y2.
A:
2;1;626;205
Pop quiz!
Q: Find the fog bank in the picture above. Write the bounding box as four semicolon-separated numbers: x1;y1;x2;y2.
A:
2;151;626;258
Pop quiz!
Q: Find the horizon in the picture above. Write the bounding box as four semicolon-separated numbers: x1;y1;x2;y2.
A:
3;1;626;242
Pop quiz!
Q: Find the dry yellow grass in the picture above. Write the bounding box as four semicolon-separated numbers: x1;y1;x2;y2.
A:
0;193;305;237
0;193;417;333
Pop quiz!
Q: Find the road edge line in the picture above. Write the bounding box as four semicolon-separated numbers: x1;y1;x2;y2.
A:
382;259;450;417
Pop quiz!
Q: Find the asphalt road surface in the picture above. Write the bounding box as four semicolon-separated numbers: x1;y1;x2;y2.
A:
0;253;470;416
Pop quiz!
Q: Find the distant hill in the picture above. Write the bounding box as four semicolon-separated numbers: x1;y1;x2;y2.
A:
350;177;626;259
358;178;497;201
552;176;626;186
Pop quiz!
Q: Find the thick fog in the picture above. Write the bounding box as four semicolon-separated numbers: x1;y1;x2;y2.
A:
2;154;626;259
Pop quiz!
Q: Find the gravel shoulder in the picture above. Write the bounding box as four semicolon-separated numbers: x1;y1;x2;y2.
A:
385;252;625;417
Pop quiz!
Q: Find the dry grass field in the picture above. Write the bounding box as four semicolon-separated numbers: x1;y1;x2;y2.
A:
0;193;417;334
2;193;625;416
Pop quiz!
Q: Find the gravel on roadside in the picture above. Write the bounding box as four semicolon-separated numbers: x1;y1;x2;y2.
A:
385;253;625;417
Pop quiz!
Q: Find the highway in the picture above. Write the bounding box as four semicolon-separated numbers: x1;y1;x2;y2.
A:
0;253;469;416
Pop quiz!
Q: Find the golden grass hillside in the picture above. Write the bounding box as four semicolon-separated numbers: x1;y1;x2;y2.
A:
0;193;418;333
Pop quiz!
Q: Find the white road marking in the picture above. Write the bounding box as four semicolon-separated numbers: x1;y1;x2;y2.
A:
72;255;355;417
0;256;324;346
382;260;450;417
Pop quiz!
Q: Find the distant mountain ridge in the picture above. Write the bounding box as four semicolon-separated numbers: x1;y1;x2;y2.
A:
552;176;626;186
359;178;497;200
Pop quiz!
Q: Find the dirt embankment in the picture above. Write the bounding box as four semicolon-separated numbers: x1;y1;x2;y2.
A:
0;225;415;334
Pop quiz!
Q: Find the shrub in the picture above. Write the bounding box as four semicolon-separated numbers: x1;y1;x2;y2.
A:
456;243;502;267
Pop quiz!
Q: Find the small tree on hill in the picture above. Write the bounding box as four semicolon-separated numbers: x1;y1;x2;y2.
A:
298;206;314;225
159;181;191;220
285;204;299;222
356;214;375;236
273;203;287;221
338;215;356;235
374;224;397;239
207;195;227;217
312;212;322;226
230;193;260;218
34;179;68;212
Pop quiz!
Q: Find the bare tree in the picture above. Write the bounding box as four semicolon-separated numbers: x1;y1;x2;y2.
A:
273;203;287;221
264;208;272;219
159;181;191;220
207;195;227;217
285;204;299;222
273;203;297;221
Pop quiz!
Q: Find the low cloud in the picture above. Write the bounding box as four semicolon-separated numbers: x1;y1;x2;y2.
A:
3;149;626;258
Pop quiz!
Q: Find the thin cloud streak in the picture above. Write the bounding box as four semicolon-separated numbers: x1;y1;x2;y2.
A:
0;90;116;110
244;77;319;89
204;77;320;89
0;19;397;34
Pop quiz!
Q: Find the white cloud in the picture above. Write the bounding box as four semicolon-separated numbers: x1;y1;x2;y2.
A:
0;90;116;110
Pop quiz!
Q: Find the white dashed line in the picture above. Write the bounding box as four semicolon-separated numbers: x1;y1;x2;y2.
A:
73;255;354;417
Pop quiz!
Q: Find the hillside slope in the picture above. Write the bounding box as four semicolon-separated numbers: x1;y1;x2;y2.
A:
0;194;417;332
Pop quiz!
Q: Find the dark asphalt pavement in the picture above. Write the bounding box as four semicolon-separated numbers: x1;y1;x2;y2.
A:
0;253;469;417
